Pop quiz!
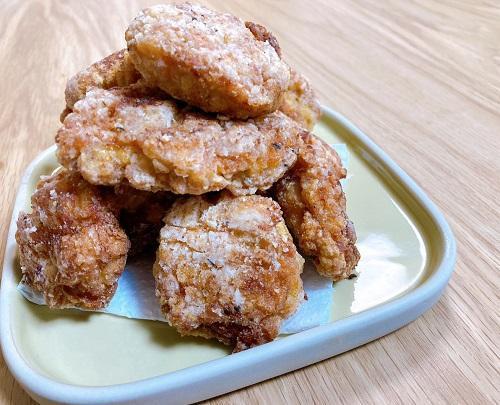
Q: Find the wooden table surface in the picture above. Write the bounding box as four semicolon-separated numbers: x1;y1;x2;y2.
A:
1;0;498;403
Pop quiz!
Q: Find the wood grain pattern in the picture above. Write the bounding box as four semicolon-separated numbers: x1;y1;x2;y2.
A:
0;0;499;403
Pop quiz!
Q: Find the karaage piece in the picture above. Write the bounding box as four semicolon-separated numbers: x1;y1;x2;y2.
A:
56;87;301;195
64;49;141;111
111;183;174;256
154;194;304;352
15;170;130;309
273;132;360;280
279;69;321;130
125;3;290;118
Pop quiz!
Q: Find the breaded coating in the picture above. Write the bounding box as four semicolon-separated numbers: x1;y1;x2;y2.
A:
273;132;360;280
154;194;304;352
15;170;130;309
279;69;321;130
63;45;319;129
56;87;301;195
125;3;290;118
65;49;141;111
112;183;174;256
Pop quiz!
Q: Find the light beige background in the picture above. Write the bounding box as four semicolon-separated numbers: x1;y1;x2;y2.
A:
0;1;498;404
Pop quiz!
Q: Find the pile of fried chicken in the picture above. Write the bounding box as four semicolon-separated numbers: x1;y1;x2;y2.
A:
16;3;360;352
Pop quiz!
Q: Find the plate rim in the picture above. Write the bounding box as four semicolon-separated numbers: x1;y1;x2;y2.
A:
0;107;457;404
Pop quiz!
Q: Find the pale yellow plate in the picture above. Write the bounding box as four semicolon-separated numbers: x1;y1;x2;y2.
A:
0;108;456;404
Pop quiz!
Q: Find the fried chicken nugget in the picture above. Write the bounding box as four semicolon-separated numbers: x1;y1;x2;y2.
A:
279;69;321;130
125;3;290;119
273;132;360;280
62;44;319;128
154;194;304;352
15;170;130;309
64;49;141;112
56;86;301;195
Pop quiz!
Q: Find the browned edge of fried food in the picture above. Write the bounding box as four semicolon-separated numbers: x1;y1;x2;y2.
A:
245;21;282;58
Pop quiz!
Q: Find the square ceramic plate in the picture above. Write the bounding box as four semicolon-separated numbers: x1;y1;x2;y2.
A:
0;107;456;405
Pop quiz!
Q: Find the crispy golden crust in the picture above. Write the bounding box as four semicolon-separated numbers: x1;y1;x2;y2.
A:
273;132;360;280
15;170;130;309
64;49;141;112
56;87;301;195
125;3;290;118
279;69;321;130
153;194;304;352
